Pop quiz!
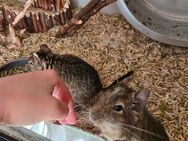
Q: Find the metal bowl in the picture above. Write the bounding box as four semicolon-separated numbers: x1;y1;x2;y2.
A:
117;0;188;47
0;58;28;72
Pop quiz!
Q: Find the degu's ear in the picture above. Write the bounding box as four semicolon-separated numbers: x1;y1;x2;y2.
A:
39;44;52;53
132;88;150;111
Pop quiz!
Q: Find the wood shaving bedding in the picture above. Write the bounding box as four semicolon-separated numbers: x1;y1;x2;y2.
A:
0;11;187;141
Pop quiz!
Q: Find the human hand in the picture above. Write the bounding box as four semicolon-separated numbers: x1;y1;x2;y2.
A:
0;70;76;125
52;78;76;125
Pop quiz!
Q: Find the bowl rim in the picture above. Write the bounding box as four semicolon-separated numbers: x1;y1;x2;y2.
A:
116;0;188;47
0;58;28;72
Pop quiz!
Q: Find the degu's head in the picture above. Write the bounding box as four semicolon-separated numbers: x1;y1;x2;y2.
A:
89;73;150;140
28;44;53;70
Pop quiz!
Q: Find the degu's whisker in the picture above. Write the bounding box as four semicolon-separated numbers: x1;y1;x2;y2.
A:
108;122;140;140
113;122;164;139
119;126;140;140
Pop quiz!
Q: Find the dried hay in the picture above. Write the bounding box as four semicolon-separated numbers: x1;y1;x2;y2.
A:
0;11;187;141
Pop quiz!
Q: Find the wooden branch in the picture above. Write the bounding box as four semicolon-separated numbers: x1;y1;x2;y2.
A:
6;0;34;48
7;24;21;48
55;0;117;38
12;0;34;26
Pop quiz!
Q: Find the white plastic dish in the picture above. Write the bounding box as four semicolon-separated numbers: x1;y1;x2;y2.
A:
25;121;104;141
117;0;188;47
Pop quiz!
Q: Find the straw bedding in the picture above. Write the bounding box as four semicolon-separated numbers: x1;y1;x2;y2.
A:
0;10;187;141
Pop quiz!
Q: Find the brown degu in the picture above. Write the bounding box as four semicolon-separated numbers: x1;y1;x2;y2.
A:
29;44;102;107
89;75;169;141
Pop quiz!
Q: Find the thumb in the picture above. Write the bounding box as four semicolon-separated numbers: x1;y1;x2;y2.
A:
52;80;77;124
44;96;69;121
58;101;76;125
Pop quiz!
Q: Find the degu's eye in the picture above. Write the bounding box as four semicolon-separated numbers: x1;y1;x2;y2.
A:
113;105;124;112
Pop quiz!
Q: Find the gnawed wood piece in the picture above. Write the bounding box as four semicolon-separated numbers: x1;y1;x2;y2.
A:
0;0;72;33
33;0;68;11
55;0;117;38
